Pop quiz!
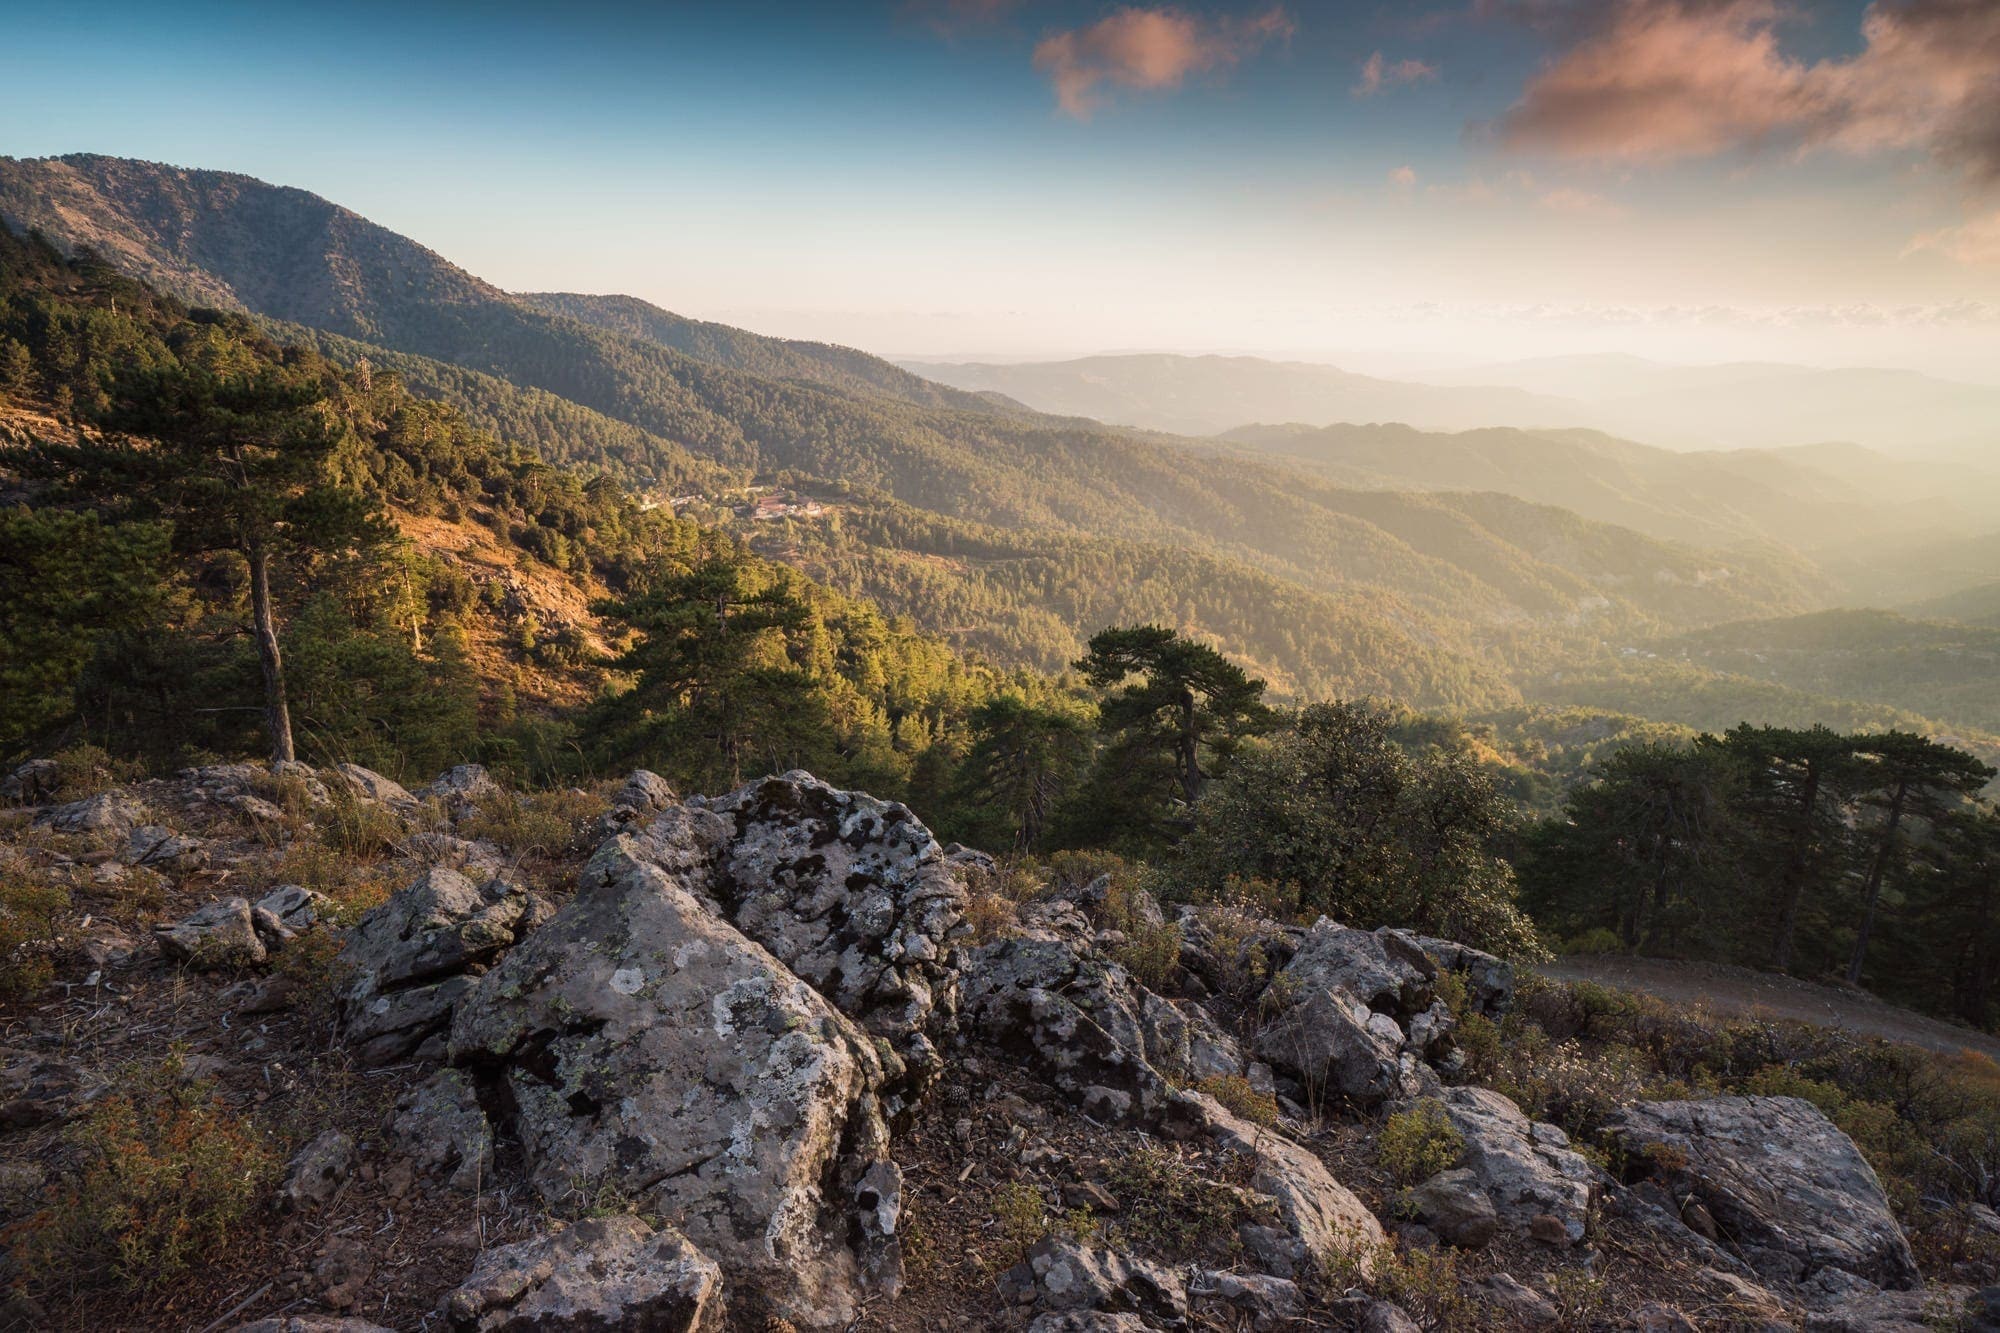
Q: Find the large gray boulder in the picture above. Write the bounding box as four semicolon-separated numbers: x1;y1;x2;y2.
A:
1437;1086;1595;1246
442;1216;724;1332
36;789;149;836
448;816;897;1330
156;897;267;969
700;772;968;1116
1254;920;1451;1107
338;866;548;1065
1604;1096;1920;1290
390;1068;492;1192
957;901;1174;1120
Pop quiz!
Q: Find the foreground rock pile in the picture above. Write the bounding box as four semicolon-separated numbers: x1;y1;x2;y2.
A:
1;754;1991;1331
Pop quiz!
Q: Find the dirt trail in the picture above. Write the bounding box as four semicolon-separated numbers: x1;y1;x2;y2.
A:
1539;954;2000;1063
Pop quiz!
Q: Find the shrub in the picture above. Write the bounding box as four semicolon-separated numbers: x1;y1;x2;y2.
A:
1378;1099;1465;1186
0;869;68;996
988;1180;1049;1266
1112;918;1181;992
18;1055;280;1291
1197;1074;1279;1127
49;744;144;799
1560;926;1625;956
1104;1146;1253;1261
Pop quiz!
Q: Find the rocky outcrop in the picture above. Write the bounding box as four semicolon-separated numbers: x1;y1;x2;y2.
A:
156;897;268;969
700;772;968;1115
2;758;58;805
442;1216;724;1332
448;818;896;1330
423;764;499;818
1437;1086;1595;1245
338;867;548;1064
390;1068;492;1192
1604;1095;1920;1290
996;1235;1187;1325
1253;920;1452;1107
124;823;206;873
1412;934;1514;1016
36;789;149;836
593;769;677;839
336;763;418;811
958;901;1173;1120
1403;1167;1500;1249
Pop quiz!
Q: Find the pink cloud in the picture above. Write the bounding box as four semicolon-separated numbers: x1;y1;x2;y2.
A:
1033;6;1294;118
1352;51;1441;97
1538;186;1630;218
1907;209;2000;266
1494;0;2000;180
1388;164;1420;188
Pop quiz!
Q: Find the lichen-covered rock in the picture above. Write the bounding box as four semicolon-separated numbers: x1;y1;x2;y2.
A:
156;896;266;969
280;1130;355;1211
424;764;500;816
1139;990;1245;1084
254;884;328;940
996;1235;1186;1323
442;1216;724;1332
1253;920;1451;1107
1438;1086;1595;1246
449;823;895;1330
37;789;149;836
391;1068;493;1192
594;769;677;838
701;771;968;1113
1410;934;1513;1016
336;762;417;811
339;867;547;1065
958;902;1173;1119
1404;1167;1499;1249
1174;1089;1386;1273
1604;1096;1920;1291
124;824;207;872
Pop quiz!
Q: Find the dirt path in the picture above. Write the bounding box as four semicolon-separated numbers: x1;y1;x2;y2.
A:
1538;954;2000;1063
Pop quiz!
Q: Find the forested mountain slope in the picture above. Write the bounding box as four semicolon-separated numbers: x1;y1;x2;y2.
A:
0;154;1828;712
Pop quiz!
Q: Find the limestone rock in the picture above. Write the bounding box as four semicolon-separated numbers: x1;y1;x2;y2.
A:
281;1130;355;1211
338;866;546;1065
1403;1166;1499;1249
1410;934;1514;1016
37;789;148;836
996;1235;1186;1323
1191;1269;1300;1325
156;896;266;969
442;1216;724;1332
594;769;678;838
1438;1086;1595;1245
448;825;894;1330
701;771;968;1113
390;1067;493;1192
336;762;417;811
424;764;500;814
1604;1096;1919;1290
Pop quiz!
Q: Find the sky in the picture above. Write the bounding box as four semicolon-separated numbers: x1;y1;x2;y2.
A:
4;0;2000;378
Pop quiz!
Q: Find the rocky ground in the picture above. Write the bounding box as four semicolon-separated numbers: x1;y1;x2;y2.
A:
0;754;1995;1331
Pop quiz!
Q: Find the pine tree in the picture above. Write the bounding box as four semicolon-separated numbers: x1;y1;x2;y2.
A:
947;691;1095;852
25;357;391;762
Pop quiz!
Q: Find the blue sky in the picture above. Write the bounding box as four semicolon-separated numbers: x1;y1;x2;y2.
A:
4;1;1997;375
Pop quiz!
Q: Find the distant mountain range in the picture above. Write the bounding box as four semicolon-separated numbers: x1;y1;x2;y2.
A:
4;150;1994;755
907;350;2000;456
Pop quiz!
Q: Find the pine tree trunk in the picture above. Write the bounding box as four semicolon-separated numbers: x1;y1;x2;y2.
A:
1178;685;1201;807
247;541;296;764
1771;764;1821;971
1845;781;1909;985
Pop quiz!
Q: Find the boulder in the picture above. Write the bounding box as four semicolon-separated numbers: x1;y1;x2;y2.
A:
1479;1273;1558;1326
1410;934;1513;1016
254;884;328;941
338;866;548;1065
1138;990;1245;1085
124;824;206;873
336;763;417;810
1403;1167;1499;1249
1174;1089;1386;1273
1191;1269;1300;1325
1253;920;1452;1107
996;1235;1186;1324
442;1216;724;1332
1604;1096;1920;1291
1438;1086;1595;1245
424;764;500;813
448;819;896;1330
37;789;148;836
594;769;677;837
156;897;267;969
699;772;968;1114
280;1130;355;1211
958;901;1174;1118
390;1067;493;1192
2;758;58;805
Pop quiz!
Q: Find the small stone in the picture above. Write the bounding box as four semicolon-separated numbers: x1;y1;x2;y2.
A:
1064;1182;1121;1214
281;1130;354;1211
1529;1213;1570;1245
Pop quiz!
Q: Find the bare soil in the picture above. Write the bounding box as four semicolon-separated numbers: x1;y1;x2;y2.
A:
1540;954;2000;1063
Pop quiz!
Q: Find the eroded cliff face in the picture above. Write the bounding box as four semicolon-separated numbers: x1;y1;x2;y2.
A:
0;755;1981;1332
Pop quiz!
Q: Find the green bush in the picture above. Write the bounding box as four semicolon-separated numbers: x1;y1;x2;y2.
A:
0;869;68;996
1377;1099;1465;1185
